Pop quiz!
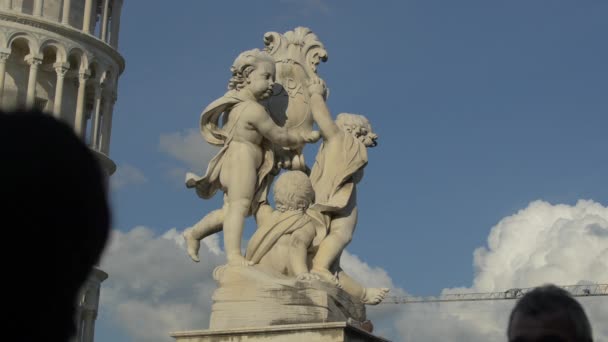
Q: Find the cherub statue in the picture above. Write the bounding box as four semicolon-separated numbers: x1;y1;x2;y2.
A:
245;170;325;280
183;49;320;266
306;78;389;304
246;170;389;304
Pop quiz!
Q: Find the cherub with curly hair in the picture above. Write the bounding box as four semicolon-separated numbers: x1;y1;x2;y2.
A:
245;170;325;280
184;49;320;266
306;78;389;304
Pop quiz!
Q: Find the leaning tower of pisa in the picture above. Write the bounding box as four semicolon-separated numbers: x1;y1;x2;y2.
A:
0;1;124;342
0;0;124;171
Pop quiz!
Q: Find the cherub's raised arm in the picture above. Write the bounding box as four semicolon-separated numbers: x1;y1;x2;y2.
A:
249;104;320;147
308;79;341;140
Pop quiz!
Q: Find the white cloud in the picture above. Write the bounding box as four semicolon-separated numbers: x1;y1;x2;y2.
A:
159;128;219;173
390;199;608;342
99;226;223;342
110;163;148;190
472;200;608;290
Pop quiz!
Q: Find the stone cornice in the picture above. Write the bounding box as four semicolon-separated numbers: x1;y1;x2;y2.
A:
0;11;125;73
90;149;116;175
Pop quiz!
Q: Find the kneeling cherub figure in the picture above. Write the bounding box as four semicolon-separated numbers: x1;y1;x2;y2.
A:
246;171;389;305
246;170;324;281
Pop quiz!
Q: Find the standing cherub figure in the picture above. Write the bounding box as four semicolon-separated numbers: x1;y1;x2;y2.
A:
184;49;320;266
306;78;389;304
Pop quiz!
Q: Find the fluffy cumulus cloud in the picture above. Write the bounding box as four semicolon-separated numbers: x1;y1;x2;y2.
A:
159;128;219;174
392;199;608;341
99;226;224;342
98;200;607;341
472;200;607;290
110;163;147;190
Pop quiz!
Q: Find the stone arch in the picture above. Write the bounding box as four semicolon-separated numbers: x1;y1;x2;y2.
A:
40;45;59;66
87;60;101;81
103;64;118;89
7;31;39;53
97;62;115;87
66;47;89;70
4;34;37;109
39;40;67;63
33;44;62;113
83;60;103;146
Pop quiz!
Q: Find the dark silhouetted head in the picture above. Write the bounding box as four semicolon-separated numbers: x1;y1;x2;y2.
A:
507;284;593;342
0;110;110;341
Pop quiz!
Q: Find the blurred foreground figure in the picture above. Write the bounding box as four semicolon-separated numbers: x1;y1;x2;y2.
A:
508;284;593;342
0;110;110;341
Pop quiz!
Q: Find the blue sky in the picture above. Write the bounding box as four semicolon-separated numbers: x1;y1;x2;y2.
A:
99;1;607;341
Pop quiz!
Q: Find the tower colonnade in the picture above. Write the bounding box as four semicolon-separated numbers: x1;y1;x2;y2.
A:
1;0;122;47
0;0;124;173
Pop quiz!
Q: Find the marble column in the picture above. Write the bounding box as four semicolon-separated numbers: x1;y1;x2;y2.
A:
82;0;93;33
25;55;42;109
0;51;11;103
2;0;11;10
61;0;71;25
52;62;69;119
100;0;110;42
109;0;122;48
91;84;103;149
81;310;97;342
74;70;90;137
100;92;115;154
77;268;107;342
33;0;43;16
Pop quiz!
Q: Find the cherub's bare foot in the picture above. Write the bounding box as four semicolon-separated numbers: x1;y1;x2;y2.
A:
227;253;253;266
362;288;390;305
311;268;341;288
183;228;200;262
296;272;320;282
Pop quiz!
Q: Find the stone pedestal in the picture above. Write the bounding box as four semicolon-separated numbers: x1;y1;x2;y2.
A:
209;265;366;329
170;322;391;342
173;265;389;341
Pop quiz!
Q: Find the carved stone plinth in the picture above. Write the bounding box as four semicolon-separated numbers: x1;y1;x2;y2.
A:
170;322;391;342
209;265;366;330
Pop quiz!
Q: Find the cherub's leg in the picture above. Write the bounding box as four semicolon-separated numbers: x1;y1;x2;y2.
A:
183;208;224;262
222;166;257;267
335;263;389;305
312;205;358;278
289;224;318;280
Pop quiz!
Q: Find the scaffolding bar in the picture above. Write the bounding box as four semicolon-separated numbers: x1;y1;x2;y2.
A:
382;284;608;304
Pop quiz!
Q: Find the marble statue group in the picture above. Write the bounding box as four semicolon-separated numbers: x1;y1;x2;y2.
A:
181;27;388;329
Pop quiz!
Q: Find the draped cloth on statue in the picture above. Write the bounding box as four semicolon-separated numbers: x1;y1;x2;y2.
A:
185;91;275;214
245;210;327;264
309;132;368;215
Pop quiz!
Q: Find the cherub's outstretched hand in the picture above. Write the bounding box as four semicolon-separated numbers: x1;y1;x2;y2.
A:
301;130;321;143
307;77;327;99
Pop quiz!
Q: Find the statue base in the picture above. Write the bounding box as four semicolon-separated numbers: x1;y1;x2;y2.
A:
170;322;391;342
209;265;366;329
